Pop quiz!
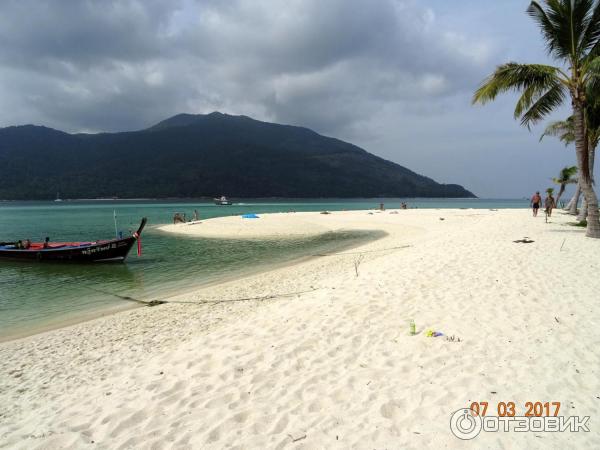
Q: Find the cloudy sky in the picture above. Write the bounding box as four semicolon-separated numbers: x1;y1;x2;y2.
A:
0;0;588;198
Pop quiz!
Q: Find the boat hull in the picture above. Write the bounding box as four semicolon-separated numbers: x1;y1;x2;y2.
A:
0;217;146;263
0;237;137;263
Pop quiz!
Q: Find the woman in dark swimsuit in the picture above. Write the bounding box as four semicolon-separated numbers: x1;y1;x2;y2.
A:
531;191;542;217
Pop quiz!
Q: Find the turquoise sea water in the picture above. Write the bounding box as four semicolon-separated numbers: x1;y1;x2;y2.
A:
0;198;527;340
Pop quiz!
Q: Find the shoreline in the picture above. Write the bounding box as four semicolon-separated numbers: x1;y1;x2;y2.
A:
0;196;483;202
2;208;599;448
0;220;385;344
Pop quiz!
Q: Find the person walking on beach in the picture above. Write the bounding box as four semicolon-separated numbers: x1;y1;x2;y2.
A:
530;191;542;217
545;192;556;217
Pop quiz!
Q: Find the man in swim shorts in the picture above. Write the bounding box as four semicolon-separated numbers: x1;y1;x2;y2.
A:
531;191;542;217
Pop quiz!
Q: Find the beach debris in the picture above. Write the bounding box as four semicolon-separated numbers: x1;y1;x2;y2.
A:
425;329;443;337
560;238;566;251
446;335;461;342
513;238;535;243
389;211;399;214
288;431;307;442
241;213;259;219
555;316;560;323
353;254;364;277
320;211;331;214
409;319;416;335
439;217;445;221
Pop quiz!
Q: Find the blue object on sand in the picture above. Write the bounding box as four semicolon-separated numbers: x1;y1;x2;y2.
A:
242;213;259;219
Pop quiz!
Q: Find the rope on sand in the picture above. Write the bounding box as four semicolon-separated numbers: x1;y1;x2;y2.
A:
91;245;411;308
167;288;322;306
90;286;321;307
87;287;160;306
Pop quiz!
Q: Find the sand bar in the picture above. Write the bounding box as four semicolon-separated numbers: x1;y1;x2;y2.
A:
158;209;420;238
1;209;599;449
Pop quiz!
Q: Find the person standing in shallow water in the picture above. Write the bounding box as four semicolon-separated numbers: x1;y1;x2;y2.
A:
530;191;542;217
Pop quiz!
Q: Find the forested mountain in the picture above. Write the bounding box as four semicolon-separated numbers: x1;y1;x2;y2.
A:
0;112;475;199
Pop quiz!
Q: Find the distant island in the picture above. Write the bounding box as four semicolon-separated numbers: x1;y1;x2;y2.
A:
0;112;475;200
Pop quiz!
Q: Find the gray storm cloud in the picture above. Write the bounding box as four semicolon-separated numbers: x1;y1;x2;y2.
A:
0;0;585;197
0;0;490;131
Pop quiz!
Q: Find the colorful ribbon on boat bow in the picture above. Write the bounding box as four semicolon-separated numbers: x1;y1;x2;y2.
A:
133;232;142;256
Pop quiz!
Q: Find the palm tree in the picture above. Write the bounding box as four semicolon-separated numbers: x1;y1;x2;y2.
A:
540;119;582;213
540;117;575;144
473;0;600;238
540;116;580;216
552;166;578;205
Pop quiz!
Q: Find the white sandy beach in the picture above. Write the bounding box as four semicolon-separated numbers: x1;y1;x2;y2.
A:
1;208;600;449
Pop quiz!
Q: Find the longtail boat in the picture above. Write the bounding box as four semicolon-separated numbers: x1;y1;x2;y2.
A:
0;218;147;263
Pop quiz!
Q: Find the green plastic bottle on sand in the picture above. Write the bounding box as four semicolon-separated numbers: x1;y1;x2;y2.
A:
409;319;416;336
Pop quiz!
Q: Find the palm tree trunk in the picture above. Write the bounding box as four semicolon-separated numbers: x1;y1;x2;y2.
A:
566;183;581;214
589;144;596;184
577;140;595;222
578;196;588;222
555;184;566;206
573;103;600;237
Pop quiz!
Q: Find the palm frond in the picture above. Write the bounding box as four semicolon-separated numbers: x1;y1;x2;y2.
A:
533;0;579;60
580;0;600;53
587;38;600;60
587;57;600;91
529;0;600;61
519;83;567;128
586;55;600;95
585;57;600;148
472;63;563;105
552;166;578;185
540;118;575;144
527;1;562;57
573;0;597;57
